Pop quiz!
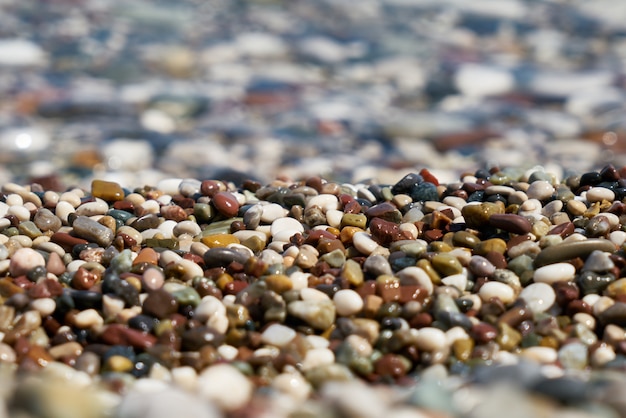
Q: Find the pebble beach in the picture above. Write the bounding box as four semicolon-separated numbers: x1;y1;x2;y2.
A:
2;0;626;417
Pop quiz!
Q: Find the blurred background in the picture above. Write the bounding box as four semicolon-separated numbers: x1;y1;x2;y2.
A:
1;0;626;189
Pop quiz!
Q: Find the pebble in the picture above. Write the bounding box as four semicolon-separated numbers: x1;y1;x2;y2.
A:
9;247;45;277
478;282;515;304
333;289;364;317
519;283;556;314
197;364;253;412
533;263;576;284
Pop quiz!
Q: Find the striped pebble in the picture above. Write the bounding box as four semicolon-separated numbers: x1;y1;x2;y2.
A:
533;262;576;284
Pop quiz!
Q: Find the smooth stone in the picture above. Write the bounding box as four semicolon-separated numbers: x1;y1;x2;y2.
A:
72;216;114;247
599;302;626;326
333;289;364;317
306;194;339;212
526;181;555;200
478;282;515;304
533;239;617;268
270;216;304;238
558;342;588;370
197;363;253;412
201;233;240;248
469;255;496;277
261;203;289;223
415;327;447;351
363;254;392;277
462;202;504;228
142;288;179;319
75;199;109;217
452;231;481;249
91;180;124;201
352;232;379;255
519;282;556;314
9;247;45;277
431;253;463;276
342;259;364;287
533;263;576;284
212;192;239;218
396;266;434;295
586;187;615;203
488;213;532;235
33;208;62;232
118;387;221;418
582;250;615;272
288;299;336;330
261;323;297;347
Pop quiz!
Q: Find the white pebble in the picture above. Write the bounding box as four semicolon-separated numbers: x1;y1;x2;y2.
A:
75;198;109;216
333;289;364;316
300;287;330;301
533;262;576;284
610;230;626;246
261;323;297;347
591;345;616;367
415;327;447;351
60;191;82;207
352;232;379;255
73;309;104;330
173;221;202;237
520;346;558;364
526;181;555;200
573;312;596;330
9;247;45;277
325;209;344;228
478;281;515;304
288;271;310;290
197;364;253;412
519;282;556;314
8;205;30;221
301;347;335;371
396;266;434;295
207;312;229;334
272;371;312;403
171;366;198;393
217;344;239;361
51;201;75;223
156;178;183;196
194;296;226;322
305;194;339;212
30;298;56;317
441;273;467;291
586;187;615;203
262;203;290;223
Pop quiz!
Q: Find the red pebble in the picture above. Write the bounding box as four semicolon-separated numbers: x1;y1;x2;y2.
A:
212;192;239;218
419;168;439;186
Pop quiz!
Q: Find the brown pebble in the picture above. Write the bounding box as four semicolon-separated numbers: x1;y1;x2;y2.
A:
488;213;532;235
212;192;239;218
142;288;179;319
100;324;157;349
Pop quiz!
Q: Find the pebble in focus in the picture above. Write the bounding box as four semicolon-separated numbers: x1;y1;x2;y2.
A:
3;167;626;418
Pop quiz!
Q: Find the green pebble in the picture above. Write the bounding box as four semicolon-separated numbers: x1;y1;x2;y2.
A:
201;218;240;235
2;227;18;237
390;240;427;257
145;238;179;250
488;172;511;185
18;221;42;239
108;209;134;223
170;287;201;307
194;203;215;223
381;187;394;201
341;213;367;229
320;249;346;268
431;253;463;276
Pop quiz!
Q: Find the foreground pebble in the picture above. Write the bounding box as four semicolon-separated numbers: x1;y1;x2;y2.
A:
1;166;626;417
